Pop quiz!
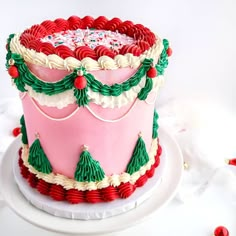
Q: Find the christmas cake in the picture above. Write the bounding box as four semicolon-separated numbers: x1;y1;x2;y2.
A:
6;16;171;216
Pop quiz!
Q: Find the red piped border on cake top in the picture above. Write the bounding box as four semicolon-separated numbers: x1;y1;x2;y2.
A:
18;144;162;204
19;16;156;60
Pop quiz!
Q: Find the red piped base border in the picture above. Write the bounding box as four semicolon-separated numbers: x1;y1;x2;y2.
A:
18;145;162;204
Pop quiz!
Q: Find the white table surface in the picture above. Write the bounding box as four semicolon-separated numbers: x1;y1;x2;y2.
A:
0;98;236;236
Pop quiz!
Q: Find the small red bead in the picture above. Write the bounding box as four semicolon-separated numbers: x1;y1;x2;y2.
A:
8;65;19;78
74;76;87;90
166;47;172;56
147;67;157;78
12;127;21;137
229;158;236;166
214;226;229;236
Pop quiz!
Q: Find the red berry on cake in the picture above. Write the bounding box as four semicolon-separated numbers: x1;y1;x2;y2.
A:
147;67;157;78
12;127;21;137
8;65;19;78
214;226;229;236
166;47;173;56
74;76;87;90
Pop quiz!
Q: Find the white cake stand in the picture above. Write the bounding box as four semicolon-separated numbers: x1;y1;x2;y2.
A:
0;128;183;235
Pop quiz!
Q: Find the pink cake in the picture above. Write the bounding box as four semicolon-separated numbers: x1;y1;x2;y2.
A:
6;16;171;205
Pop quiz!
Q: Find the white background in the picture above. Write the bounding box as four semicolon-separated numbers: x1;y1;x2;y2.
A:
0;0;236;235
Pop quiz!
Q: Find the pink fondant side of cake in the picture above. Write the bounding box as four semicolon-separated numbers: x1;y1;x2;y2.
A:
27;63;137;84
22;94;154;178
36;99;136;120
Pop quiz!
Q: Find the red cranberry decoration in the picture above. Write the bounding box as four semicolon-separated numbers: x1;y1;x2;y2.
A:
228;158;236;166
147;67;157;78
214;226;229;236
8;65;19;78
12;127;21;137
74;76;87;90
166;47;173;56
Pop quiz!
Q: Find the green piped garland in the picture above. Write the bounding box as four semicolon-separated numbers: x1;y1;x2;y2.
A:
28;135;52;174
6;35;170;107
155;39;169;75
74;147;105;182
138;77;153;100
152;110;159;139
20;115;28;144
73;85;89;106
126;134;149;175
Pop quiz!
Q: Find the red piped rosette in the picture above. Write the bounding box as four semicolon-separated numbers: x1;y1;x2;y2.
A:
94;45;116;59
18;16;157;60
18;143;162;204
67;16;83;30
74;46;97;60
54;45;74;59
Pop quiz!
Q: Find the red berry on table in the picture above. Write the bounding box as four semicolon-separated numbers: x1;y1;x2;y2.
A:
166;47;172;56
74;76;87;90
214;226;229;236
228;158;236;166
8;65;19;78
147;67;157;78
12;127;21;137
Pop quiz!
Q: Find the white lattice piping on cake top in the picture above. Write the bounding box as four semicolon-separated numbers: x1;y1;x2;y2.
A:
10;34;163;71
21;138;158;191
22;75;164;109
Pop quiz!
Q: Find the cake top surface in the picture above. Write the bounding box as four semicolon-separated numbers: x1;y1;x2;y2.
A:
40;29;134;52
18;16;156;59
7;15;166;70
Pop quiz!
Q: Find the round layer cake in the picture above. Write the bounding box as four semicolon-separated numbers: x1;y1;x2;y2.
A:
6;16;171;208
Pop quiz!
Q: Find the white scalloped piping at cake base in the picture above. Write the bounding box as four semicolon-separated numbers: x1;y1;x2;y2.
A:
10;34;163;71
20;138;158;191
23;75;164;109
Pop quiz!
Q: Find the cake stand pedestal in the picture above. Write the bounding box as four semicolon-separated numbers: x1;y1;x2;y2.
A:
0;128;183;235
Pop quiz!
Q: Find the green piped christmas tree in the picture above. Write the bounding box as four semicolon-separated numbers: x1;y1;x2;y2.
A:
126;133;150;175
28;133;52;174
20;115;28;144
74;145;105;182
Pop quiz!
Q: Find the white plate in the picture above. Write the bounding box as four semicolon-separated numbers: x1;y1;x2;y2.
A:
0;128;183;235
